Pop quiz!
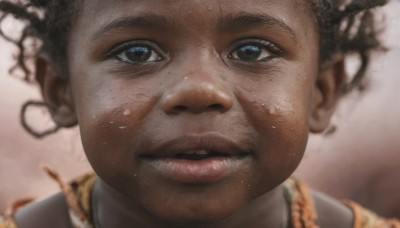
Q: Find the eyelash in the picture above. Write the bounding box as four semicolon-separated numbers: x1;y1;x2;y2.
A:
105;38;282;65
228;39;283;62
106;40;165;64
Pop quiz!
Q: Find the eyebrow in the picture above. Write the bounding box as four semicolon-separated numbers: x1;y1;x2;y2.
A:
218;12;296;39
92;14;176;40
92;12;296;41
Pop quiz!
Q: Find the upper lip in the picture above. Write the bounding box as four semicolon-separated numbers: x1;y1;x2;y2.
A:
141;133;252;159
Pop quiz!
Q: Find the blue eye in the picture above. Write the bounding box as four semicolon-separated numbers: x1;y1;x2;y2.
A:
230;42;276;62
116;45;162;63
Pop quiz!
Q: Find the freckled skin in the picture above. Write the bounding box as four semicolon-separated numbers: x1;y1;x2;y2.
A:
16;0;353;227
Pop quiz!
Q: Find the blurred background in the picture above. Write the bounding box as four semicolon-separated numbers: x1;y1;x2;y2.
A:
1;0;399;218
297;0;400;217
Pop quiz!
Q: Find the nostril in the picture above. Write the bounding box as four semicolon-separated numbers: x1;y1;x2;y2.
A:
175;105;188;111
209;103;223;110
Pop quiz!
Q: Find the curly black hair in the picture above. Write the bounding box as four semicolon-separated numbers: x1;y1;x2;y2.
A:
0;0;78;80
311;0;388;92
0;0;389;137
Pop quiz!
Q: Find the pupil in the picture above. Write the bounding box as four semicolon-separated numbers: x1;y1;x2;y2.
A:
126;46;151;62
237;45;261;61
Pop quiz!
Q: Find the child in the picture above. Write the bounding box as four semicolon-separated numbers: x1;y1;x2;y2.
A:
0;0;399;227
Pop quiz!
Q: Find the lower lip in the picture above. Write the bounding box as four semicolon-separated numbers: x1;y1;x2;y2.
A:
143;156;248;183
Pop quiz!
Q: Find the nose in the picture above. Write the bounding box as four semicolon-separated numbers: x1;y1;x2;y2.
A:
161;76;234;114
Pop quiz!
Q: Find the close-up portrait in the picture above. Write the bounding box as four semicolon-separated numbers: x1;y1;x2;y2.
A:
0;0;399;227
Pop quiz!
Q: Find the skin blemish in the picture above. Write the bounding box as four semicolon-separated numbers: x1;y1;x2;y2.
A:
268;105;281;115
123;110;132;116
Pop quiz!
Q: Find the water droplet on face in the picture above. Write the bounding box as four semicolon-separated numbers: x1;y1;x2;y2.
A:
268;105;281;115
272;126;277;129
123;110;131;116
119;126;127;129
109;121;114;124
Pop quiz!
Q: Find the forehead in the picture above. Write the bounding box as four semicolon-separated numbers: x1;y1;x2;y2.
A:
81;0;310;12
72;0;316;39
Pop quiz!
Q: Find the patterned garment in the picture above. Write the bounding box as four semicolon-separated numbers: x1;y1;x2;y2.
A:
1;170;400;228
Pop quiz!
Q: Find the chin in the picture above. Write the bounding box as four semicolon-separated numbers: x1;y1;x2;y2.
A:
139;190;247;227
152;206;235;227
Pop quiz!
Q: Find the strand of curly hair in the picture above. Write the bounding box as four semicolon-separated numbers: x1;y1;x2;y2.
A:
0;0;77;81
311;0;388;92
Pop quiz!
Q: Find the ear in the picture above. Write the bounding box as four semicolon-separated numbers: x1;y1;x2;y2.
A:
35;55;78;128
310;59;346;133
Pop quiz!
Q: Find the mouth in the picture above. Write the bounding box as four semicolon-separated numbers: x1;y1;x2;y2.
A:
141;134;252;159
139;134;253;183
174;150;231;160
142;149;248;161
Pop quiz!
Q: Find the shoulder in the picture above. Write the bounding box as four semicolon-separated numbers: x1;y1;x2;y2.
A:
287;177;388;227
284;178;354;227
4;171;96;228
312;189;400;228
13;192;72;228
312;190;354;228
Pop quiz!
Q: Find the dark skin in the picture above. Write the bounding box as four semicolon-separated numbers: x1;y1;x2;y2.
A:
15;0;353;227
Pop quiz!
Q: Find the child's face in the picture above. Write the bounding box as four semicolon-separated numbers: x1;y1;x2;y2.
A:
49;0;338;224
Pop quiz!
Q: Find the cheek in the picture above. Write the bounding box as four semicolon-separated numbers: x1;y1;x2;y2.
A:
236;77;312;187
78;105;139;178
71;77;158;177
263;100;308;179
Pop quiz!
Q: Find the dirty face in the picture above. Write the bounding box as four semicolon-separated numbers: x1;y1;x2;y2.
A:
67;0;320;224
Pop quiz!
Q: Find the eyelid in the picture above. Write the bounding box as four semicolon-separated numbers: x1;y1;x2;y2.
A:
228;38;284;58
105;40;166;60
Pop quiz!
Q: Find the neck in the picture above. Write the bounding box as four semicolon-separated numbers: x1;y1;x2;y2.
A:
92;179;288;228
